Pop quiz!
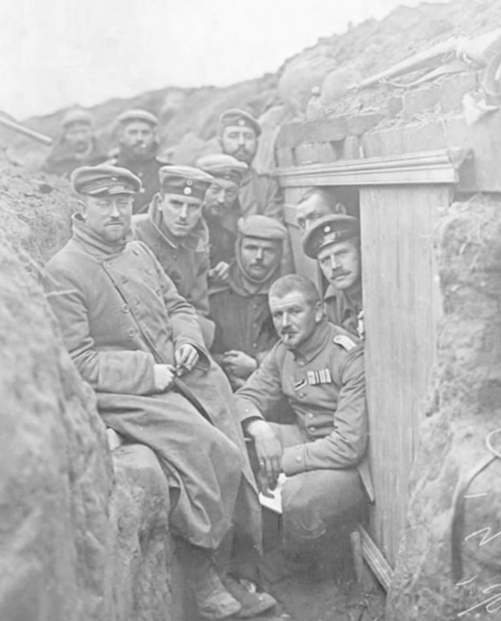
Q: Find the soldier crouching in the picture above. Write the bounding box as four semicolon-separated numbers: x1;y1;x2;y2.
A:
235;274;374;568
44;164;274;620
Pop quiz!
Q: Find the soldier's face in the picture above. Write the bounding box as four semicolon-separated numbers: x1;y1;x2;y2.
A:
220;126;257;165
120;121;155;156
203;179;240;220
80;193;133;242
317;239;361;292
239;237;281;280
159;193;203;239
269;291;323;350
64;123;92;153
296;194;333;232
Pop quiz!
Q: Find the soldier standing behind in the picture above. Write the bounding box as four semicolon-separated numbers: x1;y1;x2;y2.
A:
110;109;169;214
210;215;287;389
196;153;248;286
132;165;216;347
218;109;284;225
42;108;107;177
302;214;364;339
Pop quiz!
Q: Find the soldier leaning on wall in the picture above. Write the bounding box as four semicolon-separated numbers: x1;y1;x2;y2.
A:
302;214;364;340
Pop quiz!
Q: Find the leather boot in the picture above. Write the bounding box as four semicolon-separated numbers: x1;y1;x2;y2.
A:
176;539;242;620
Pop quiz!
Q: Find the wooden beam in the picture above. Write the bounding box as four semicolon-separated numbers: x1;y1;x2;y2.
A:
358;524;393;592
276;148;471;187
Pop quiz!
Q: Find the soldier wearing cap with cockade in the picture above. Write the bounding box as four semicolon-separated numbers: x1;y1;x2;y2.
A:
302;214;364;339
109;108;170;214
218;109;285;226
42;108;107;177
132;165;216;347
196;153;248;286
44;163;265;621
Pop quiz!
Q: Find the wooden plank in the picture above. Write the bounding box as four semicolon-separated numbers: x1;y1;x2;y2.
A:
359;525;393;592
360;185;448;566
277;149;467;188
276;118;348;149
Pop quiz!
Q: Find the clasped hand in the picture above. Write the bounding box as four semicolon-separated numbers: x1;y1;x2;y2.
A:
246;419;283;490
153;344;199;392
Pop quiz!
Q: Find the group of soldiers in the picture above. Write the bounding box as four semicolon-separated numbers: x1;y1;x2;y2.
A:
44;106;371;620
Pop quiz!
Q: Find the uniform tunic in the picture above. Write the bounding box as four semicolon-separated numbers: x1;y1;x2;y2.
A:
111;144;168;214
45;215;261;550
209;266;277;363
236;320;373;543
324;283;364;339
132;203;215;347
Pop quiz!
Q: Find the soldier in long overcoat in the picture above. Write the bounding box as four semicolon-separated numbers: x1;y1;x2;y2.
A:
44;164;262;620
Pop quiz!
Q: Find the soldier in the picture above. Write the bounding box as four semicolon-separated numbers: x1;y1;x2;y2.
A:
302;214;364;339
44;164;265;620
42;108;107;177
218;109;284;224
132;165;216;347
235;274;373;565
295;187;348;233
197;153;248;286
210;215;287;390
111;109;168;214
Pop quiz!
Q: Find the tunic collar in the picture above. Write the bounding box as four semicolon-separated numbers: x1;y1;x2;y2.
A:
291;319;331;363
71;213;130;257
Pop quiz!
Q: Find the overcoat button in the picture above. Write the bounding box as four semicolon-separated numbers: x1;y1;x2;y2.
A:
127;328;136;338
122;304;130;313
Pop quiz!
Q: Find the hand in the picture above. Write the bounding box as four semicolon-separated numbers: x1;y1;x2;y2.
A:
174;344;199;376
246;420;283;488
221;350;258;379
153;364;175;392
208;261;230;285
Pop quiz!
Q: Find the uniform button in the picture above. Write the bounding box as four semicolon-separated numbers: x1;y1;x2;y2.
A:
308;426;316;432
298;392;305;399
145;267;152;274
298;361;305;367
307;413;314;419
252;342;257;348
121;276;128;284
122;304;130;313
295;456;302;463
139;188;145;193
127;328;136;338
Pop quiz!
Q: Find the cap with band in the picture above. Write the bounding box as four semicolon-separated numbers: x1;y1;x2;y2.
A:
196;153;248;184
219;108;261;137
61;108;93;129
238;215;288;241
302;214;360;258
116;108;159;127
159;165;214;201
71;165;142;196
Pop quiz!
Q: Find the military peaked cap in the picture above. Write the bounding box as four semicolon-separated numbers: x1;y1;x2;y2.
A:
61;108;93;129
302;214;360;258
116;108;159;127
159;165;214;201
71;165;142;196
219;108;261;137
238;215;288;241
196;153;248;184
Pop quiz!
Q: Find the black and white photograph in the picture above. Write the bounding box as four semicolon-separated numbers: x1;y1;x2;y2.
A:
1;0;501;619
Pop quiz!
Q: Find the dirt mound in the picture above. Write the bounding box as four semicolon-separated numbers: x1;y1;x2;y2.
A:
4;0;501;170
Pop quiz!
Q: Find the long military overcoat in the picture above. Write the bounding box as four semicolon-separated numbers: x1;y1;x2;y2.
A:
45;216;261;550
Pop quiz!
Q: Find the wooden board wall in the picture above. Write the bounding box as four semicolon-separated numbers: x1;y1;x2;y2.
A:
360;185;448;565
281;181;449;568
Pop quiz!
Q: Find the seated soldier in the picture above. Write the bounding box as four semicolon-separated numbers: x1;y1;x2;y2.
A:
302;214;364;339
44;164;269;620
235;274;373;567
132;165;216;347
209;215;287;390
196;153;248;287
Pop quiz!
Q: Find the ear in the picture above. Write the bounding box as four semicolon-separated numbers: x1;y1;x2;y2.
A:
153;192;164;212
314;300;324;323
77;198;87;219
